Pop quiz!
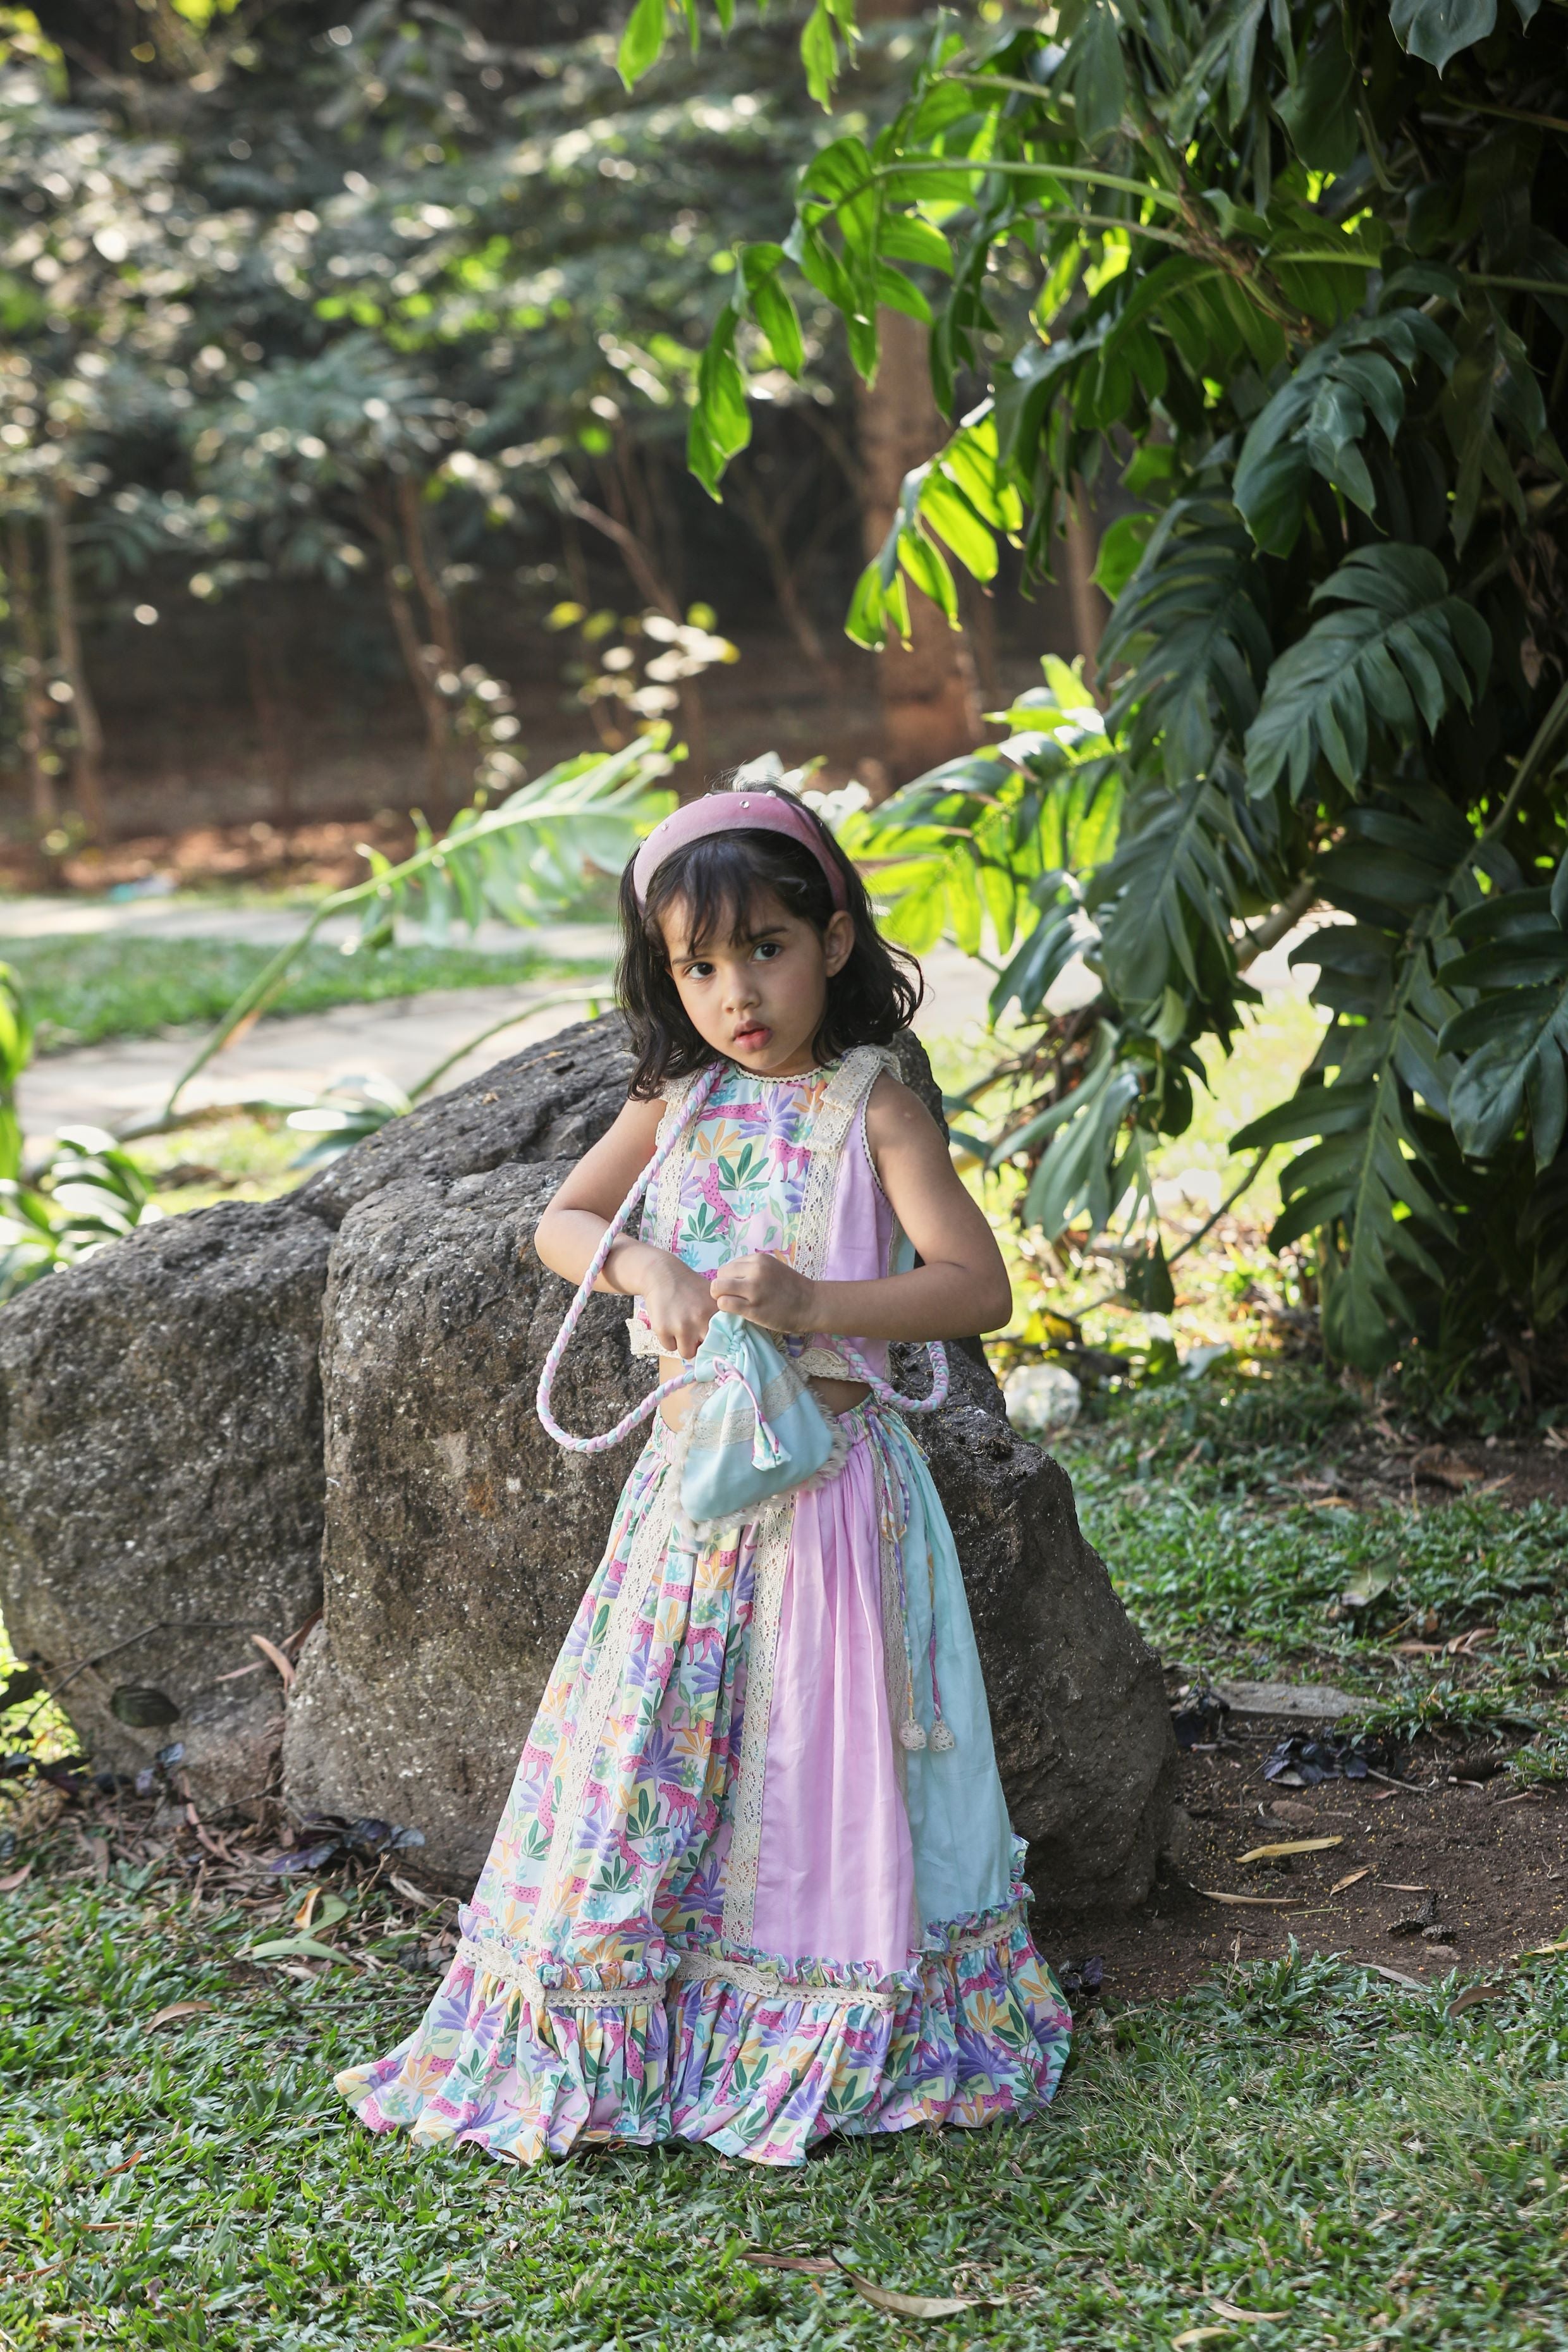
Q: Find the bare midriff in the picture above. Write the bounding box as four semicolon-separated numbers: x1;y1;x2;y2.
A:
656;1356;869;1433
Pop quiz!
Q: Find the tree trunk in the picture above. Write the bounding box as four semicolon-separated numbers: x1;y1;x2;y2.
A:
394;471;462;673
732;462;843;692
6;517;56;833
1063;486;1108;694
45;482;108;848
242;596;297;832
364;484;453;823
558;467;708;789
853;308;983;788
383;568;453;823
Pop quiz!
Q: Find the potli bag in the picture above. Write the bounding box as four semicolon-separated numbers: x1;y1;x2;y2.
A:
534;1060;951;1531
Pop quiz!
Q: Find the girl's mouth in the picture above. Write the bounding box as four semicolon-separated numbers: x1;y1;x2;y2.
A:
733;1024;771;1052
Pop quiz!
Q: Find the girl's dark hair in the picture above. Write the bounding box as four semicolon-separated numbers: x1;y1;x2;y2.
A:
616;783;922;1098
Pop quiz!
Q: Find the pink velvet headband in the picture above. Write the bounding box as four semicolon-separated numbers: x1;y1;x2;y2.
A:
631;790;849;913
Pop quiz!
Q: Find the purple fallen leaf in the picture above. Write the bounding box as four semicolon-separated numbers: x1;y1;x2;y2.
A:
266;1841;340;1876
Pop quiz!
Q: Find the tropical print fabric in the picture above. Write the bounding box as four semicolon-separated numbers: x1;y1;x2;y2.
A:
652;1063;828;1272
336;1056;1072;2167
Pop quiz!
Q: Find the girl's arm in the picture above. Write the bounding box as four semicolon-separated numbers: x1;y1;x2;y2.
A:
534;1097;718;1359
710;1073;1013;1341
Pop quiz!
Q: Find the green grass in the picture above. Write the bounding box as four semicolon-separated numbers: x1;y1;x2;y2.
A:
8;996;1568;2341
4;1878;1568;2349
1057;1369;1568;1765
5;1375;1568;2343
0;935;608;1055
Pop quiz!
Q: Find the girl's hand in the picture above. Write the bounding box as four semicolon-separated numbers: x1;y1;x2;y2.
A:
709;1253;817;1335
641;1251;719;1361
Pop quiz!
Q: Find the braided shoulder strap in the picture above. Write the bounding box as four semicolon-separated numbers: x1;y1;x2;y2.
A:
536;1062;724;1454
833;1335;950;1416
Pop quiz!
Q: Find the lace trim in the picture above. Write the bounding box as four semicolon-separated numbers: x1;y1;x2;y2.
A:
721;1494;795;1946
673;1950;899;2012
792;1047;895;1285
944;1905;1026;1959
683;1414;855;1538
456;1909;1028;2017
642;1069;706;1260
682;1361;814;1454
869;1414;914;1806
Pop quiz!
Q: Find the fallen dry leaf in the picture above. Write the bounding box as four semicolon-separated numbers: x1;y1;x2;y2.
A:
1447;1981;1510;2019
1521;1939;1568;1958
1197;1889;1297;1908
1376;1882;1431;1894
1211;2298;1287;2322
389;1873;445;1909
1369;1963;1426;1991
250;1633;295;1689
1237;1835;1344;1864
1173;2330;1234;2348
145;2000;214;2033
1366;1788;1399;1804
835;2264;988;2318
0;1863;34;1894
101;2151;144;2178
1330;1866;1373;1896
742;2250;836;2277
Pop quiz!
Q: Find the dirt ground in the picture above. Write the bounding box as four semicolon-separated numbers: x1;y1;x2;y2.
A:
0;811;421;898
1039;1725;1568;2005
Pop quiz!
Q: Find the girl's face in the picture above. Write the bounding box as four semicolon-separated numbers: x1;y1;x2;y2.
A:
658;888;854;1075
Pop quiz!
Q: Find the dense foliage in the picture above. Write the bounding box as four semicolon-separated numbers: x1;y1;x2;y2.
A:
0;0;878;831
690;0;1568;1393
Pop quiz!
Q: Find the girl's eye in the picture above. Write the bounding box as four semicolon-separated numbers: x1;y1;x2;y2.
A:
753;941;781;961
683;961;713;979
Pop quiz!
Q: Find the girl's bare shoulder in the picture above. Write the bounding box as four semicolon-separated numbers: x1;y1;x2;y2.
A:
863;1067;946;1153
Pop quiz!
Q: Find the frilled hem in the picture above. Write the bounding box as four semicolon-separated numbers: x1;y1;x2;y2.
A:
334;1908;1071;2169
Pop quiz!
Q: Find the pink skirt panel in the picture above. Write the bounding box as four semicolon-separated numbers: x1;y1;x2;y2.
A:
749;1432;915;1975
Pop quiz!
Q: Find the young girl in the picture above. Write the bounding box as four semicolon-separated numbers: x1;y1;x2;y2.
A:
336;780;1072;2166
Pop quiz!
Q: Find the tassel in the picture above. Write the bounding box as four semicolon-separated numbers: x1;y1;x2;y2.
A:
930;1718;956;1753
899;1720;928;1751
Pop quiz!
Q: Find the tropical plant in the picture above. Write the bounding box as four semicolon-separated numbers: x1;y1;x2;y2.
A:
0;1125;161;1305
0;960;28;1184
159;735;674;1119
687;0;1568;1392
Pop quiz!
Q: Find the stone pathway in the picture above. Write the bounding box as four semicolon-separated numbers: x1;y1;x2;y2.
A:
4;891;1012;1148
2;886;1326;1151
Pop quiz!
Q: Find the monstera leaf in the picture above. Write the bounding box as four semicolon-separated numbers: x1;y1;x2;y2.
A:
1087;763;1275;1017
1244;546;1491;800
1390;0;1507;75
1101;498;1274;784
1234;306;1455;554
1442;857;1568;1165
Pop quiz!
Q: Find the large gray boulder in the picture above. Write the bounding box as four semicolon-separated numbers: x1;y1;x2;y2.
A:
286;1155;1177;1908
283;1158;647;1887
1;1008;1177;1901
0;1016;637;1811
0;1199;331;1805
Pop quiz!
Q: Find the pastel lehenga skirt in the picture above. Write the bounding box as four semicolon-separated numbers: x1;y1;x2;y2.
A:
336;1402;1071;2167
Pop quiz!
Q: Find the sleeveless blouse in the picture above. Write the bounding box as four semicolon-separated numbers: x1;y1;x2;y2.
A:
628;1046;910;1380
